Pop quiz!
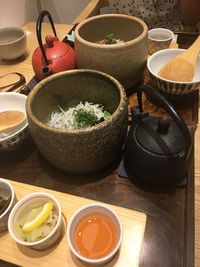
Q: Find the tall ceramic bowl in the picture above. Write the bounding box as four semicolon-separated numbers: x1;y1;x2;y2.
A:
75;14;148;89
26;69;128;173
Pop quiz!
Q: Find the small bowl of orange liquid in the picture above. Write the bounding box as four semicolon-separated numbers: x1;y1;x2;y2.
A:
67;203;122;265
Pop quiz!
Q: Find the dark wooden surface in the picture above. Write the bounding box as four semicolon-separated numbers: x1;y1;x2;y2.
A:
0;116;196;267
128;80;199;127
0;32;198;267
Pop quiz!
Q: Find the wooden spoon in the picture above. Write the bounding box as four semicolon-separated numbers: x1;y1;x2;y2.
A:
0;110;25;133
158;36;200;82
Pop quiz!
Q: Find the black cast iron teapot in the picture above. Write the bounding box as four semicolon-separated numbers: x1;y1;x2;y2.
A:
124;85;192;187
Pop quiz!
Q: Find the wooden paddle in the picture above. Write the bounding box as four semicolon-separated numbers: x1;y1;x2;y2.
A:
158;36;200;82
0;110;25;133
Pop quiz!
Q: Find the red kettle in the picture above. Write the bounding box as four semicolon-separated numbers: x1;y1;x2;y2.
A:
32;10;76;81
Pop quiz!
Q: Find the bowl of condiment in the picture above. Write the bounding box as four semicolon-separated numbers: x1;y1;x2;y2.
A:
75;14;148;89
26;69;128;173
147;48;200;95
0;26;27;60
0;92;28;151
0;178;15;231
67;203;122;265
8;192;62;250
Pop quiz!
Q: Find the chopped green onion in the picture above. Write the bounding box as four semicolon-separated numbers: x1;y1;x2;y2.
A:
73;108;99;128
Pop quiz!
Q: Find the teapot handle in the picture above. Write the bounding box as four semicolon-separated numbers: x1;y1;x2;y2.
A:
36;10;57;66
136;84;191;159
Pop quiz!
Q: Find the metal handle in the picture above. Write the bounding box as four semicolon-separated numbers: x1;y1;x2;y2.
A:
36;10;57;65
0;72;26;92
136;84;192;159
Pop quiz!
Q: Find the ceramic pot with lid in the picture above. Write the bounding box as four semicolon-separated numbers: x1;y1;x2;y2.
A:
124;85;192;187
32;10;76;81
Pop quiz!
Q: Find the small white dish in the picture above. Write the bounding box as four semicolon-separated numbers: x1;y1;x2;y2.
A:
67;203;122;265
0;27;27;60
0;178;15;231
8;192;62;250
0;92;28;151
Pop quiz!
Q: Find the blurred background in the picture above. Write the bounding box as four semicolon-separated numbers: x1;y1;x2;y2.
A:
0;0;90;27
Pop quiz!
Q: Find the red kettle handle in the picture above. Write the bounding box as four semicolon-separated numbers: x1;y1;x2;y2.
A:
36;10;57;65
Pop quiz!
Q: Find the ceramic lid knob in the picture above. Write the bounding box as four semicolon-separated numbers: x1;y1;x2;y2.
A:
157;116;171;134
45;35;54;48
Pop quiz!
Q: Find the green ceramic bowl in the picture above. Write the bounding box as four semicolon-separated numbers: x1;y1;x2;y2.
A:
26;69;128;173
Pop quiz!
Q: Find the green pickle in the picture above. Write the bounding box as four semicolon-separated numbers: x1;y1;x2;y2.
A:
14;202;58;242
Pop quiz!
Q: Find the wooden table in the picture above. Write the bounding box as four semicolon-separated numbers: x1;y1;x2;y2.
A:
0;22;199;267
0;22;74;82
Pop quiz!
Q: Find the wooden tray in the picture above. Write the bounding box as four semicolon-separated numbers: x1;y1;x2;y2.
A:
127;70;199;128
0;180;147;267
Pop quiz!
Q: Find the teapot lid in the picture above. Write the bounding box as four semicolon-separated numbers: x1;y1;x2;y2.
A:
135;116;185;155
35;35;70;59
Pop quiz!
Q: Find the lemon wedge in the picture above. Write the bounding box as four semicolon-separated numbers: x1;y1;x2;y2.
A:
22;202;54;233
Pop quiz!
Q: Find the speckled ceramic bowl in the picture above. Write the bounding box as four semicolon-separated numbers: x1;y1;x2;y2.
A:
75;14;148;89
26;69;128;173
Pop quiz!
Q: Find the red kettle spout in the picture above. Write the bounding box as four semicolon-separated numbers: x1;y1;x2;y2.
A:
41;64;53;79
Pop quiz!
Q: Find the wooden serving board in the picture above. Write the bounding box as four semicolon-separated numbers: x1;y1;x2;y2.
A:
0;180;147;267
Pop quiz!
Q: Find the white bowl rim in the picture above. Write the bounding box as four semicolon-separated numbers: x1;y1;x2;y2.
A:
147;48;200;84
8;192;62;247
75;13;148;49
67;203;123;264
148;28;174;42
26;69;127;135
0;122;28;142
0;26;26;45
0;92;28;142
0;178;15;219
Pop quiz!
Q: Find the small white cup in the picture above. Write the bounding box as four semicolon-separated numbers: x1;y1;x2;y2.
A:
0;26;27;60
67;203;123;265
148;28;174;55
8;192;62;250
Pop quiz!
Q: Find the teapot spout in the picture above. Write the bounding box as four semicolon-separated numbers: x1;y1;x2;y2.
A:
42;65;53;78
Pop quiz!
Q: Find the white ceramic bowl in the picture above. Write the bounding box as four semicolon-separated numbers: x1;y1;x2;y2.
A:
147;48;200;95
67;203;122;265
0;178;15;231
8;192;62;250
0;27;27;60
0;92;28;151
